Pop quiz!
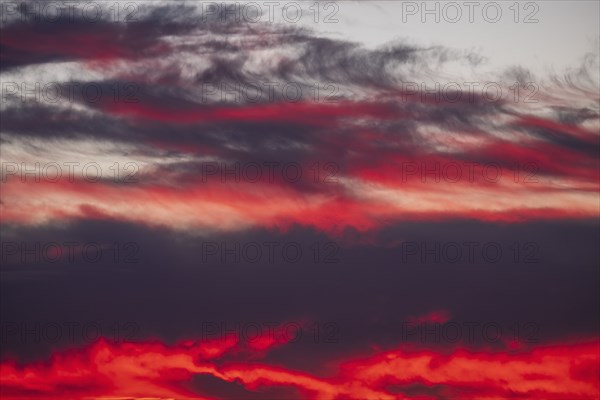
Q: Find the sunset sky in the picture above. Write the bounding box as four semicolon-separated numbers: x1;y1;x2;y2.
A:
1;1;599;399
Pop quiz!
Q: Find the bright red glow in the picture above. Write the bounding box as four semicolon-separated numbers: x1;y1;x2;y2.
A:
1;338;598;399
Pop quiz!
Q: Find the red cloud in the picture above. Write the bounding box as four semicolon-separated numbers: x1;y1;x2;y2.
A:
100;100;401;126
1;160;598;236
1;337;598;399
0;24;172;67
